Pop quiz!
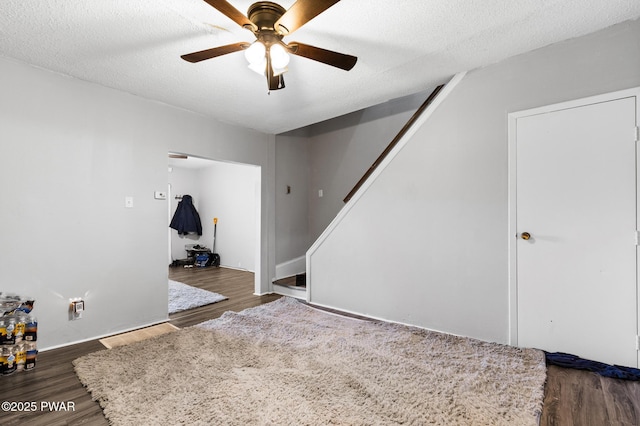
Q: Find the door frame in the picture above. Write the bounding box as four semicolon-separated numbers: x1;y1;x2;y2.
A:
507;87;640;347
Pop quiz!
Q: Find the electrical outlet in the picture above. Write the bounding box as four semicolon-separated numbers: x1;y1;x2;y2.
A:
69;299;84;320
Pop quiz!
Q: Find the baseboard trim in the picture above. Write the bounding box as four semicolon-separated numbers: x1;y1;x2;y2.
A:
39;318;170;352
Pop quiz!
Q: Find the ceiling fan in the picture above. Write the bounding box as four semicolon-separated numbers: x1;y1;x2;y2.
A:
181;0;357;91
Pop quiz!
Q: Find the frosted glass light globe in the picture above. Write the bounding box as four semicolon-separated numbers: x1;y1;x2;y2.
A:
244;42;266;65
270;44;290;69
248;57;267;75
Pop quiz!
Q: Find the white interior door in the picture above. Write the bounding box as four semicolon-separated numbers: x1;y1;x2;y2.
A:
514;93;638;367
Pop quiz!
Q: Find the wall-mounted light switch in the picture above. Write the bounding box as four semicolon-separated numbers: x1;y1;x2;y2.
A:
154;191;167;200
125;196;134;208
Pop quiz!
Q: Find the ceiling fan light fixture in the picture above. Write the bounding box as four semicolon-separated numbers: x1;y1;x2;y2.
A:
270;43;290;69
244;41;266;66
248;57;267;75
181;0;357;90
272;66;288;77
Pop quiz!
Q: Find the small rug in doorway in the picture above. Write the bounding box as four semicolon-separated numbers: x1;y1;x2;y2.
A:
168;279;227;314
75;297;546;425
99;323;179;349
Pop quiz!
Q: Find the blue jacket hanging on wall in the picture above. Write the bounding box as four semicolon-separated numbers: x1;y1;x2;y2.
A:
170;194;203;235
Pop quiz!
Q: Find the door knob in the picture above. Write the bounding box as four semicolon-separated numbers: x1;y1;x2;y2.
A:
521;232;531;240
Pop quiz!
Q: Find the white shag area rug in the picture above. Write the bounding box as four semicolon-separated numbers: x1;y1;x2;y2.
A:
168;279;227;313
74;297;546;425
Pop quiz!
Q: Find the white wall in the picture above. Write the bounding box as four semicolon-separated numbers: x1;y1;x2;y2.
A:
306;90;446;241
0;55;275;349
308;18;640;344
197;161;260;271
274;128;310;270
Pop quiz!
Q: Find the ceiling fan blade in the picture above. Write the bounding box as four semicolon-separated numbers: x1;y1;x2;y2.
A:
202;0;257;31
275;0;341;35
181;42;249;63
288;42;357;71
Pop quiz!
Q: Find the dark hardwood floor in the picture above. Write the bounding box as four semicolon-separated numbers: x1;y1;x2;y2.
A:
0;266;638;425
540;365;640;425
166;266;280;329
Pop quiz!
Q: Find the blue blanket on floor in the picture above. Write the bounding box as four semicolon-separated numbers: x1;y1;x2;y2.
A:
545;352;640;381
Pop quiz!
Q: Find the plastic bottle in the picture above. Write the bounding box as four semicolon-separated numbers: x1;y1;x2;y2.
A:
0;318;6;345
24;316;37;342
3;317;16;345
15;343;26;372
24;342;37;370
14;314;26;343
1;346;16;375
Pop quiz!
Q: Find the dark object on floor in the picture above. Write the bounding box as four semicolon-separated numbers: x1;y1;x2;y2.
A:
170;258;193;267
295;273;306;287
545;351;640;381
207;253;220;267
170;195;202;235
195;253;210;267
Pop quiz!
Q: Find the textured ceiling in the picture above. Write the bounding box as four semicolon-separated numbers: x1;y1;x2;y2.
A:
1;1;639;134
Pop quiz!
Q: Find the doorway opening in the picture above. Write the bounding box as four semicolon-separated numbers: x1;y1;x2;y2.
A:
167;153;262;295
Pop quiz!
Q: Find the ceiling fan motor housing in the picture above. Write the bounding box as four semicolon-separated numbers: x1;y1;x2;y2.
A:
247;2;287;33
